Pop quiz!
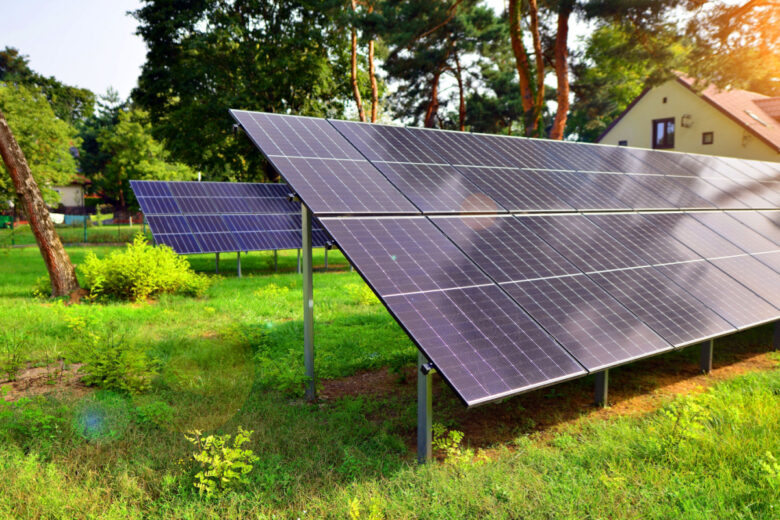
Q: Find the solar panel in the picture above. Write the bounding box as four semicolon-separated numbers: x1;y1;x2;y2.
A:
694;177;774;209
230;110;418;215
131;180;330;253
320;216;584;405
577;172;674;209
585;213;703;265
708;255;780;309
318;217;491;296
638;212;745;259
519;215;649;272
371;162;505;213
752;182;780;207
540;171;630;210
430;215;581;283
328;120;443;164
691;212;780;254
589;267;735;347
728;211;780;246
654;261;778;329
386;285;585;406
667;176;747;209
405;127;515;167
455;167;575;212
503;275;673;371
625;174;716;209
754;251;780;273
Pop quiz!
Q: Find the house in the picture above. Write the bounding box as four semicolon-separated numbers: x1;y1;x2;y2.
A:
597;74;780;162
52;175;90;209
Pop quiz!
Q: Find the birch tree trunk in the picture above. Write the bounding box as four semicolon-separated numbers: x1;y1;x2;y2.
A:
0;109;80;296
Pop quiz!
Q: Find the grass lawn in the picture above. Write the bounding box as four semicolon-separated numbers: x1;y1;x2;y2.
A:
0;223;151;246
0;244;778;519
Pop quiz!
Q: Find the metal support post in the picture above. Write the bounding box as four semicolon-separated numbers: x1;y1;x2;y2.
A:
297;249;301;274
700;339;714;374
417;352;433;464
273;250;278;272
324;247;328;271
302;206;316;402
773;321;780;351
594;369;609;407
215;252;220;274
237;251;242;278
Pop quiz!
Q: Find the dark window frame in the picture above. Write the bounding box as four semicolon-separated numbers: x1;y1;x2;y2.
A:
618;140;628;146
652;117;675;149
702;131;714;145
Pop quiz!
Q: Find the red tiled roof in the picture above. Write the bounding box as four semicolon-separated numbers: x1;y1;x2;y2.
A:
676;75;780;152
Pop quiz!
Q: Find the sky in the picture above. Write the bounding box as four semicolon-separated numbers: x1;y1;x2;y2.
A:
0;0;582;104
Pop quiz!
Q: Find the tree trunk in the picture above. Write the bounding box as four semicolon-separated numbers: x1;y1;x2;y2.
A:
349;1;366;123
454;52;466;131
0;109;80;297
528;0;545;137
549;1;573;140
508;0;537;136
368;38;378;123
424;70;441;128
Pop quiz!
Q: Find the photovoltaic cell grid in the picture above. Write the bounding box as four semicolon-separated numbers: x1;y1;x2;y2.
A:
232;110;780;407
130;180;329;254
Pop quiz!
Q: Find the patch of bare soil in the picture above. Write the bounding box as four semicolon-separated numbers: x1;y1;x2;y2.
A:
1;362;88;402
318;345;779;451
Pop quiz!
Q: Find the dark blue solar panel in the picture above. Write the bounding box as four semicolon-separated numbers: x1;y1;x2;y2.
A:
627;174;716;209
146;215;190;235
405;128;515;167
655;261;778;329
533;170;630;210
329;120;444;164
455;167;574;212
578;172;674;209
729;211;780;246
372;162;505;213
431;215;580;282
131;180;174;197
503;275;673;371
691;212;779;254
136;196;180;215
709;255;780;309
669;176;747;209
638;212;745;259
154;234;202;254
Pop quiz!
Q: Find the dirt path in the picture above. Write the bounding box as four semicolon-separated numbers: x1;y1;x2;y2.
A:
1;362;87;402
320;344;779;449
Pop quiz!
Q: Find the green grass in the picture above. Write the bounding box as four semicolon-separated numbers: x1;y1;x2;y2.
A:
0;223;151;245
0;245;778;519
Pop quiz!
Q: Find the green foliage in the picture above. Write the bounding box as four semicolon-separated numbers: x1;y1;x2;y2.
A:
66;316;158;395
95;108;195;210
0;83;81;205
78;235;210;301
348;496;384;520
185;427;259;497
0;394;66;451
0;46;95;125
132;398;174;430
646;393;713;458
0;329;24;381
132;0;353;180
345;283;378;306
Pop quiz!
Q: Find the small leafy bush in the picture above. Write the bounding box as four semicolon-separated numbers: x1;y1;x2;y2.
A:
66;316;158;394
32;276;52;299
254;283;290;299
0;393;67;451
185;427;259;497
0;329;24;381
133;399;174;429
345;283;379;306
79;234;210;301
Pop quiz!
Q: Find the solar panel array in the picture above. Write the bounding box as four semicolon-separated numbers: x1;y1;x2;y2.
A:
130;180;329;254
231;110;780;407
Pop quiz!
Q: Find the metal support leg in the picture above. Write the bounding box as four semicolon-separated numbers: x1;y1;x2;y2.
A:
237;251;242;278
417;352;433;464
302;206;316;402
700;339;714;374
273;250;278;272
297;249;301;274
324;248;328;271
594;370;609;407
215;252;220;274
773;321;780;351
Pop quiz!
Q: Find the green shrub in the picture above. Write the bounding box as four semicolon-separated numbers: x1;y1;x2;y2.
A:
0;393;67;452
66;316;158;395
133;399;174;429
185;427;259;497
0;329;24;381
78;234;210;301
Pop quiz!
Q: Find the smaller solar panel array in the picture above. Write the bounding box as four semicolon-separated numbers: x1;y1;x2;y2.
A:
130;180;329;254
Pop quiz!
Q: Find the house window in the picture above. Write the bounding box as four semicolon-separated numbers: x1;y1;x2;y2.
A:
702;132;714;145
618;140;628;146
652;118;675;149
